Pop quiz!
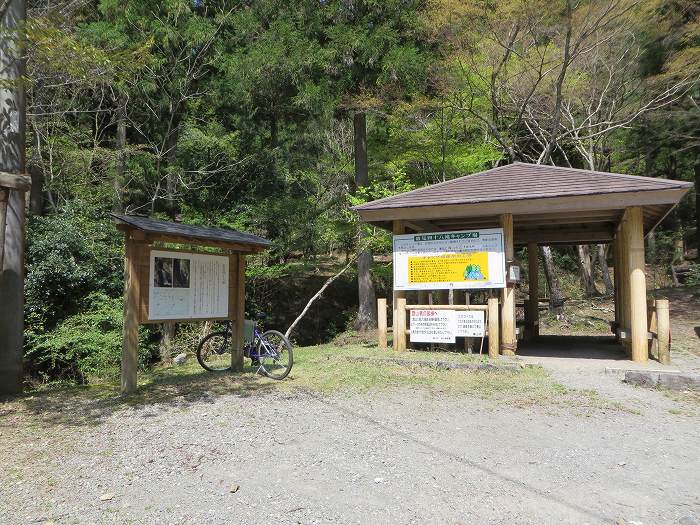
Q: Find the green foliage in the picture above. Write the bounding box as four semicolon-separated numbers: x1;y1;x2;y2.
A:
25;205;123;334
26;293;155;383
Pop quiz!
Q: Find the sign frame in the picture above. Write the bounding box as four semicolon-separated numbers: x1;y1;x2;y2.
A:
393;228;506;291
137;246;236;324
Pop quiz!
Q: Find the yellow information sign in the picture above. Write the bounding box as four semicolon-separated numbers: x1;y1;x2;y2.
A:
408;252;489;284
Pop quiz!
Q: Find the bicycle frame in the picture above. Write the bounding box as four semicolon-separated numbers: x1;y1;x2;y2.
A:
247;327;282;360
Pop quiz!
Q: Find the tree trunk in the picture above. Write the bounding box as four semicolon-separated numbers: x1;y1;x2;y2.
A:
165;123;179;219
113;106;127;213
27;121;43;215
695;161;699;252
0;0;26;395
597;244;613;295
159;323;175;364
576;245;598;296
353;112;377;330
541;246;564;315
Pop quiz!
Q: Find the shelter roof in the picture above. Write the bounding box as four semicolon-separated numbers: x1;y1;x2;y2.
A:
353;162;692;244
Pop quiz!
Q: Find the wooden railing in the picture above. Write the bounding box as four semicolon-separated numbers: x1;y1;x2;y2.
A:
377;297;500;358
615;298;671;364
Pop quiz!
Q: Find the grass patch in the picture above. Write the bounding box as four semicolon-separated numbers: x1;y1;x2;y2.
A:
3;344;625;428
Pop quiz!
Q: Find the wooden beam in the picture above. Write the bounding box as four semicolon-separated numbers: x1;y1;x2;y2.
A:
404;219;436;232
613;236;621;341
514;227;615;245
404;304;488;311
121;237;143;395
0;171;31;191
487;295;499;359
377;298;387;349
396;296;407;352
526;242;539;340
500;213;516;356
232;253;246;371
625;207;648;362
392;220;406;351
656;299;670;365
144;233;264;252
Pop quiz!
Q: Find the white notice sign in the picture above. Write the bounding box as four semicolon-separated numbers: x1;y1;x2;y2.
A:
149;250;229;321
455;311;485;337
409;309;456;344
393;228;506;291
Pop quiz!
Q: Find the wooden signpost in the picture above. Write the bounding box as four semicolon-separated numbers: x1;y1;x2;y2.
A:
112;214;270;395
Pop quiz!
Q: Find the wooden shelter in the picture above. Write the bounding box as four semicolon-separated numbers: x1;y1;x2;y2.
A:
354;162;692;362
112;214;270;395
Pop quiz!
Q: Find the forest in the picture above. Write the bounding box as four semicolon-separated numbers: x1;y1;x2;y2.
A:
5;0;699;384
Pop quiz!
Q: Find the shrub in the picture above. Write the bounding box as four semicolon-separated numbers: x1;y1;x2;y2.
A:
25;205;123;333
26;293;154;383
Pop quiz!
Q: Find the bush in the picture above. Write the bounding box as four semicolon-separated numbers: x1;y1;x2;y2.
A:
25;205;123;333
26;293;155;383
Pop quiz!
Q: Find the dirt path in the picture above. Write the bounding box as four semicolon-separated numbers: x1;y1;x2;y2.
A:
2;366;699;525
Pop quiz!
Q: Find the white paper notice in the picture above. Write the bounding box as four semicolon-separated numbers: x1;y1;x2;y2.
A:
455;311;485;337
149;250;229;321
409;309;456;344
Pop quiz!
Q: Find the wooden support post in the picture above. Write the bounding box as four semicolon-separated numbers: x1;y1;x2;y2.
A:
464;292;474;354
656;299;670;365
616;221;630;352
396;297;407;352
392;221;406;351
121;235;142;395
625;207;648;362
487;295;499;359
613;237;621;340
231;253;246;371
377;298;387;349
417;290;428;304
500;213;516;355
526;242;539;340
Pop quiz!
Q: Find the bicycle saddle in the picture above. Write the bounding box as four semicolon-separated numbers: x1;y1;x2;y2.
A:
255;312;267;320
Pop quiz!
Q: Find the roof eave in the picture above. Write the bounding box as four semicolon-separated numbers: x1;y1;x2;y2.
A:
356;187;691;224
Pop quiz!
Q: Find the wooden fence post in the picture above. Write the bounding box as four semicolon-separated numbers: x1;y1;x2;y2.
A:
377;298;387;349
656;299;670;365
396;297;407;352
464;292;474;354
487;296;499;359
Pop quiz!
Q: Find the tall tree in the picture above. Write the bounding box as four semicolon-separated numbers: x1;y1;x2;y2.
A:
324;0;431;330
353;111;376;329
0;0;26;395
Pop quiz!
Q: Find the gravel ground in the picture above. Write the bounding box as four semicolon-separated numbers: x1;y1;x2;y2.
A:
2;359;699;525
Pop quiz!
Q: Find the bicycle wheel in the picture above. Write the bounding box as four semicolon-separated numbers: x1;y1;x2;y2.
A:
256;330;293;380
197;331;232;372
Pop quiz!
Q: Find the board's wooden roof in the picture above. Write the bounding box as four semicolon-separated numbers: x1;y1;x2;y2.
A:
354;162;692;211
111;214;271;251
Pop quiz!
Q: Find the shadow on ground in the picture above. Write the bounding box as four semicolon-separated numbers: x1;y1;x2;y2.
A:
1;365;278;428
517;335;628;360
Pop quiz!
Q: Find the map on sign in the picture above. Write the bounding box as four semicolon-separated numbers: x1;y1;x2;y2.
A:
393;228;505;290
148;250;228;321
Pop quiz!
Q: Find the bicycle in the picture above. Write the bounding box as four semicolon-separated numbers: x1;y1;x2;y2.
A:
196;313;293;380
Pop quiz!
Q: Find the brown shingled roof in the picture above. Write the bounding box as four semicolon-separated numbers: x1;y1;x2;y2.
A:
353;162;692;211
